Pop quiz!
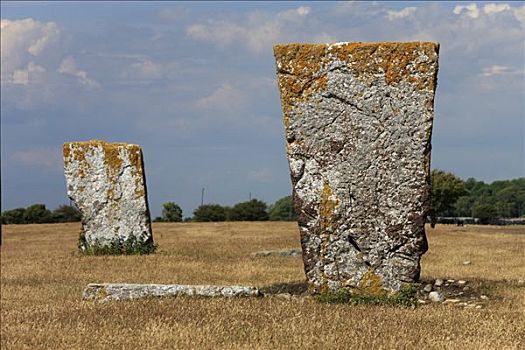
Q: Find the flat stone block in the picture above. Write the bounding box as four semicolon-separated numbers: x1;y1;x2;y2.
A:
273;42;439;294
83;283;261;301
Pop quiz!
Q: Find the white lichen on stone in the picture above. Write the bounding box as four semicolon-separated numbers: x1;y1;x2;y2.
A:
273;42;439;294
63;140;153;252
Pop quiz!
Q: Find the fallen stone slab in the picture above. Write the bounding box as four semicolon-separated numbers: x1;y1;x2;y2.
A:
274;42;439;294
63;140;154;254
250;249;302;257
83;283;261;301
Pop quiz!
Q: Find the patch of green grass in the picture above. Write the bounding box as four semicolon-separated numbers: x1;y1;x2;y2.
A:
315;284;418;307
78;233;158;255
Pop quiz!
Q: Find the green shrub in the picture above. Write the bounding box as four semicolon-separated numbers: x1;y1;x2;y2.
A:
78;233;157;255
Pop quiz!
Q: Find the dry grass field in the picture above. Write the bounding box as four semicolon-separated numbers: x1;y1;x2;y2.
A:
1;222;524;349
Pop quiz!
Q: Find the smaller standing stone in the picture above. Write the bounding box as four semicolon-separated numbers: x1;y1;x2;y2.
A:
428;291;444;302
63;140;154;253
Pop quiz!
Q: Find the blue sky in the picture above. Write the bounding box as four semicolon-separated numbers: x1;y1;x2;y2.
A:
1;1;524;218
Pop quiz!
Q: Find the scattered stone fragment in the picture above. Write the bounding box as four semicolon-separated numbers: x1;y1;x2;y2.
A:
463;286;470;291
63;140;154;253
273;41;439;294
443;298;461;304
418;299;427;304
251;249;302;257
480;295;489;300
423;284;433;293
475;305;483;309
428;291;444;303
447;279;455;283
463;260;471;265
434;279;444;287
457;302;468;307
518;279;524;286
457;280;467;286
83;283;261;302
275;293;293;300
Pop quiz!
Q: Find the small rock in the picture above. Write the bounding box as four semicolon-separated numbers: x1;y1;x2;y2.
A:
465;303;476;308
447;279;455;283
275;293;292;300
417;299;427;304
518;279;524;286
480;295;489;300
475;305;483;309
457;302;468;307
434;279;444;286
443;298;461;304
457;280;467;286
423;284;433;293
428;291;444;303
463;286;470;292
463;260;471;265
458;292;464;295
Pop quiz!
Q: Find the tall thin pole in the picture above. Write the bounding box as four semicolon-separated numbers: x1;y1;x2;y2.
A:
201;188;205;206
249;192;252;200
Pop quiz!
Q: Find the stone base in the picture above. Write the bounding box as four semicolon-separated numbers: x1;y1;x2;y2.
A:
83;283;261;301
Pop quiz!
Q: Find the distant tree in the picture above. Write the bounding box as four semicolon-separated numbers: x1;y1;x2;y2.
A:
268;196;297;221
193;204;227;222
472;202;498;224
51;205;81;223
162;202;183;222
229;199;269;221
23;204;52;224
153;216;163;222
1;208;27;224
430;170;467;222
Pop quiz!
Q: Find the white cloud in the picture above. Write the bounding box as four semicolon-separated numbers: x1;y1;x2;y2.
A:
513;5;525;26
127;60;162;80
483;3;511;15
0;18;59;82
195;83;247;112
11;147;61;171
481;64;509;76
386;7;416;21
453;3;480;18
12;62;46;85
185;6;311;54
58;56;100;88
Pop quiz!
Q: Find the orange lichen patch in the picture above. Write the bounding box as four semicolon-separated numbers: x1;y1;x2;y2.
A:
318;182;340;291
358;268;387;296
274;42;439;124
274;44;330;131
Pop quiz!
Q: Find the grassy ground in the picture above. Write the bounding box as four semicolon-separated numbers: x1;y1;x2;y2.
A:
1;222;524;349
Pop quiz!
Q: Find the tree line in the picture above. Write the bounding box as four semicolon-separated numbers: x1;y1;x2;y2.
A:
154;196;297;222
1;204;81;224
2;170;523;224
430;170;525;223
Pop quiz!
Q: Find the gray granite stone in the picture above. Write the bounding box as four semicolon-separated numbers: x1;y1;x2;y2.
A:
63;140;154;253
274;42;439;294
83;283;261;301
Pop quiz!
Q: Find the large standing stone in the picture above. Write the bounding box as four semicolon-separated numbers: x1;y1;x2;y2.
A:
273;42;439;294
63;140;154;253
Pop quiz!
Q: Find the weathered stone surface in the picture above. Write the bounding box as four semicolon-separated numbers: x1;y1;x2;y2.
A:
273;42;439;294
83;283;261;301
63;140;154;252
